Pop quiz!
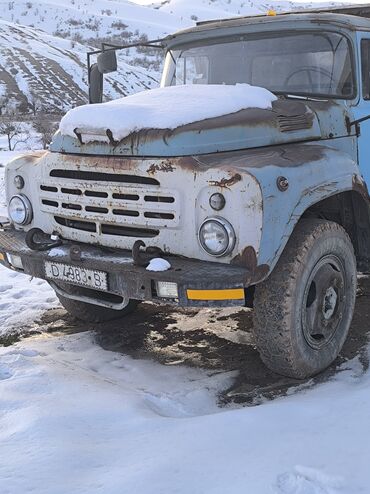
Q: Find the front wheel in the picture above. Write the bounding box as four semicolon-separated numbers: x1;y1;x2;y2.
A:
253;219;357;379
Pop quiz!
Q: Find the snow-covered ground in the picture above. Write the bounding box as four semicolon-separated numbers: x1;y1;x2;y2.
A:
1;326;370;494
1;147;370;493
0;153;59;334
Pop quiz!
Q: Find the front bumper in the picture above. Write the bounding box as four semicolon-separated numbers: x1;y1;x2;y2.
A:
0;229;252;308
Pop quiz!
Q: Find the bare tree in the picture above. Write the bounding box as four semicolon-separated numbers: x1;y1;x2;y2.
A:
34;116;58;149
28;90;42;116
0;121;30;150
0;97;8;116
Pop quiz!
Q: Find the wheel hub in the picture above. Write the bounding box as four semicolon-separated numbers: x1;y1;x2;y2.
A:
322;286;338;320
302;255;345;350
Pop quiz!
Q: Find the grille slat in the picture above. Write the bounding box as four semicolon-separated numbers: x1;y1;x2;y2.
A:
39;173;179;239
50;169;160;186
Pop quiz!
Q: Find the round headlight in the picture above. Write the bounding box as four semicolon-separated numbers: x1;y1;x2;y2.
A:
198;217;236;257
8;195;33;225
209;193;226;211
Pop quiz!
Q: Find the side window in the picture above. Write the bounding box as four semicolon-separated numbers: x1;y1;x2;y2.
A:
361;39;370;99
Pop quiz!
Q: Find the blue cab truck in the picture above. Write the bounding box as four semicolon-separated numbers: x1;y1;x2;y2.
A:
3;6;370;378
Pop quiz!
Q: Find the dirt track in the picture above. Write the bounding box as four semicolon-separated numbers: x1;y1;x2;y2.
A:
4;275;370;406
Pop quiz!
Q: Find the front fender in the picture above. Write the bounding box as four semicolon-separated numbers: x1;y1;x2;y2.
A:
253;141;360;276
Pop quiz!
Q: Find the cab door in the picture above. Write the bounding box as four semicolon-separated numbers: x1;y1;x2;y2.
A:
354;35;370;187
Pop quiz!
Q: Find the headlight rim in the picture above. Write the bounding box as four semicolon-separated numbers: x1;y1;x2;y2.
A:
198;216;236;257
8;194;33;226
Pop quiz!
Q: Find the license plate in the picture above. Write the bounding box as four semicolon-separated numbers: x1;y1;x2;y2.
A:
45;261;108;291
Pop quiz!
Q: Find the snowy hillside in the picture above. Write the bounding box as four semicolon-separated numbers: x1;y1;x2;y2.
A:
0;20;158;113
152;0;348;22
0;0;368;112
0;0;188;43
0;0;187;112
0;0;356;42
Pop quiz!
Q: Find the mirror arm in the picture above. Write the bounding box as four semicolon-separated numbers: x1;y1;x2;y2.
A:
87;38;165;105
347;114;370;136
87;38;166;58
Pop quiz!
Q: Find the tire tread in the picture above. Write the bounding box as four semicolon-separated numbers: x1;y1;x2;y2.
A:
253;219;356;378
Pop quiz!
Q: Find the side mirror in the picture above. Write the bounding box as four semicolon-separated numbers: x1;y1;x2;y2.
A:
97;50;118;74
89;63;103;104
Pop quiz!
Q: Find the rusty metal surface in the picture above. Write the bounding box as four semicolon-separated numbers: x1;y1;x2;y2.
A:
231;245;269;284
352;173;370;202
195;142;326;169
50;98;328;158
0;229;253;308
48;139;326;172
5;150;264;264
208;173;242;188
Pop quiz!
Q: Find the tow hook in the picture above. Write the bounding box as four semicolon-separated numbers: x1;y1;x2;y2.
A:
25;228;63;251
132;240;163;267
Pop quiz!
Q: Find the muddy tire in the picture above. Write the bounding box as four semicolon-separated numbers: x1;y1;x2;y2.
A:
253;219;357;379
55;284;139;323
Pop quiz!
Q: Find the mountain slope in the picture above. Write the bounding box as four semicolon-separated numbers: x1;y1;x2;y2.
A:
152;0;349;23
0;20;158;113
0;0;188;43
0;0;364;113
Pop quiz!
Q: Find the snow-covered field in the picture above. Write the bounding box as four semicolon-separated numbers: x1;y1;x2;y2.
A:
1;148;370;493
1;316;370;493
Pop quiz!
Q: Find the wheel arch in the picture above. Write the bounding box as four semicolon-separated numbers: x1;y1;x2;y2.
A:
302;188;370;271
256;174;370;282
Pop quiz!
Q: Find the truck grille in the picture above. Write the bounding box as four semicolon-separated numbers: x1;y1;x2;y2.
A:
39;171;179;239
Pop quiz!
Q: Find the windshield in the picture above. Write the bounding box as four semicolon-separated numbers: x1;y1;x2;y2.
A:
161;32;354;99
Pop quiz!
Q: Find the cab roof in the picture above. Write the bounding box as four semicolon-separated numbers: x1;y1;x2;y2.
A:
196;3;370;27
163;7;370;47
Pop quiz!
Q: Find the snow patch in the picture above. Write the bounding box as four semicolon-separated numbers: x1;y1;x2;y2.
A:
59;84;277;143
276;465;345;494
146;257;171;272
48;247;67;258
0;331;369;493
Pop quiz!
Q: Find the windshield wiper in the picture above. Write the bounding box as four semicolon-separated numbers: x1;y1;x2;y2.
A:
276;92;328;101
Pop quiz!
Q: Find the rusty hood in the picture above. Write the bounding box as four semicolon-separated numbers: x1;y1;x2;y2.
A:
50;99;346;157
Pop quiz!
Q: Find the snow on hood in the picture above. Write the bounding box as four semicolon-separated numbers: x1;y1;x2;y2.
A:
59;84;277;143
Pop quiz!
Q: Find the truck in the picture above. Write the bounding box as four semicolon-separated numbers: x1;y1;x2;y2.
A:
2;6;370;379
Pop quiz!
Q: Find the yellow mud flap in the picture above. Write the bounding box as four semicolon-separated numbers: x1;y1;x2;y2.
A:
186;288;245;301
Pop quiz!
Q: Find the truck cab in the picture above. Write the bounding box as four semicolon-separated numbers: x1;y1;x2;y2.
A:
2;10;370;379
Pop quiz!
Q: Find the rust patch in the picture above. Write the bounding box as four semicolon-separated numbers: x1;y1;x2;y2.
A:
56;153;197;175
208;173;242;188
231;246;269;284
147;161;175;175
352;174;370;202
16;150;48;165
251;264;270;284
58;153;145;173
232;246;258;270
197;143;326;170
